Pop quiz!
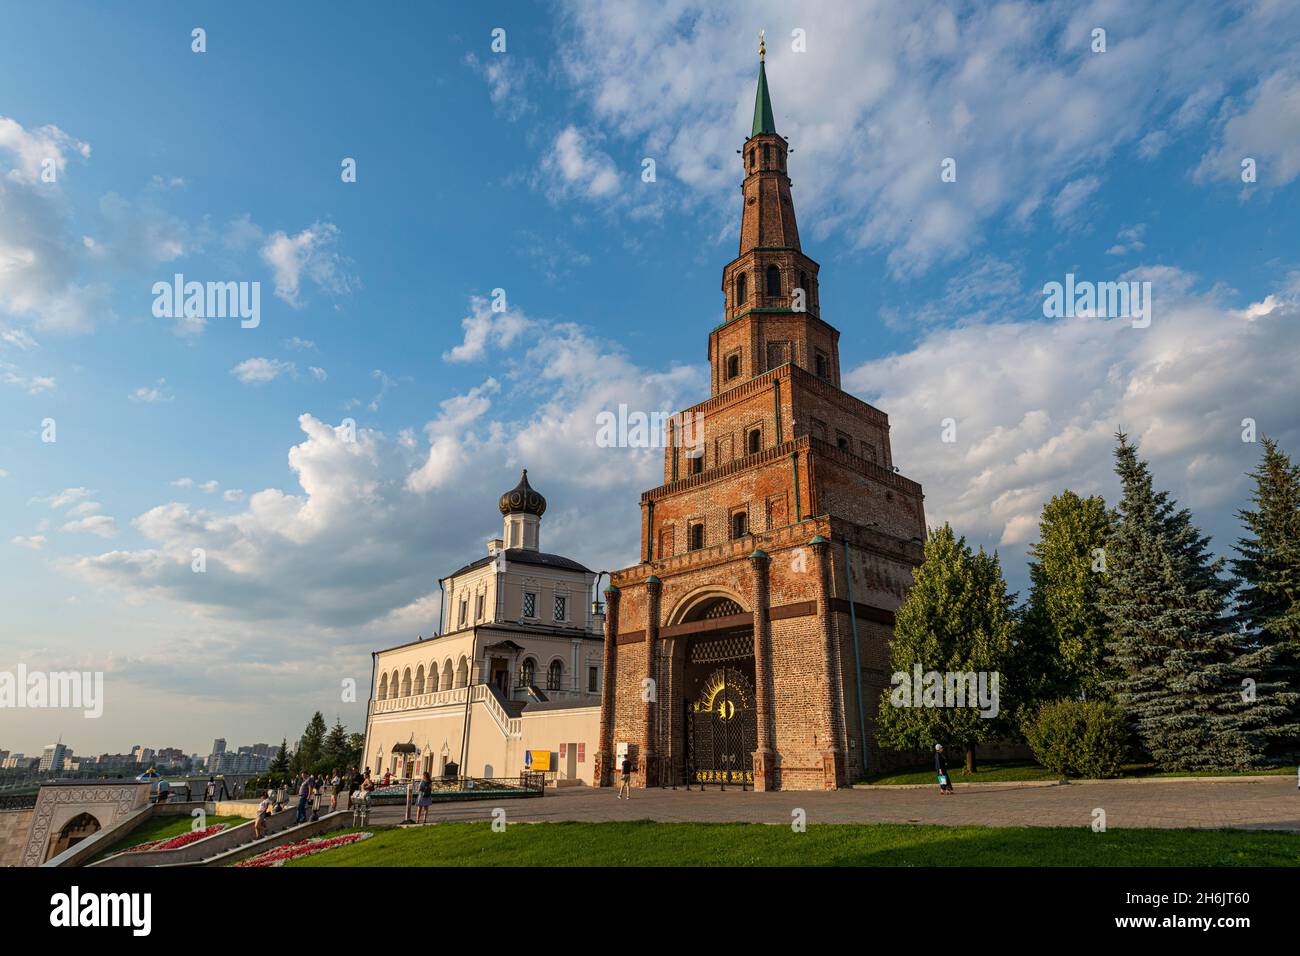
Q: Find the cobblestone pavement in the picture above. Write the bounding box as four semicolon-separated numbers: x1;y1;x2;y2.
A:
370;777;1300;832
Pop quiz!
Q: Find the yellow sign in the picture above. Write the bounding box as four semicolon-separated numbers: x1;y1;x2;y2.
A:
525;749;551;771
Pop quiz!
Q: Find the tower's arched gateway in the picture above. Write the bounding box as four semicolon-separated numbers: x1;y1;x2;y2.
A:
597;43;926;791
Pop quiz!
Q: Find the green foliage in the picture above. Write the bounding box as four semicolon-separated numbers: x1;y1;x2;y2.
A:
295;712;328;773
323;718;351;772
1018;491;1114;706
876;524;1018;767
268;738;291;777
1233;437;1300;645
1230;437;1300;758
1099;432;1267;771
1022;699;1128;778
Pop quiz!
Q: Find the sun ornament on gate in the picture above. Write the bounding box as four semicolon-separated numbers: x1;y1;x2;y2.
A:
693;669;751;722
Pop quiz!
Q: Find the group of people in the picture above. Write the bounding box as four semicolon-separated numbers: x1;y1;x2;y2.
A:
253;767;380;838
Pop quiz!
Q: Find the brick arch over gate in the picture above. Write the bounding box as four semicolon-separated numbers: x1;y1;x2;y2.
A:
666;587;749;627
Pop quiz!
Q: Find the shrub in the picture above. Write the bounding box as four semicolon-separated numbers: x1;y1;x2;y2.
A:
1023;699;1127;778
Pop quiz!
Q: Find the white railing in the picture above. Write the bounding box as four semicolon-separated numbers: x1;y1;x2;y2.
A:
372;686;467;714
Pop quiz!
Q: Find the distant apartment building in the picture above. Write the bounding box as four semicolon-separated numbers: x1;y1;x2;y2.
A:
39;743;71;772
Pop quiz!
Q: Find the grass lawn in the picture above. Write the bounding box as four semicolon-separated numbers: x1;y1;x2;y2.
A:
89;813;247;862
860;759;1296;786
284;820;1300;867
861;760;1058;785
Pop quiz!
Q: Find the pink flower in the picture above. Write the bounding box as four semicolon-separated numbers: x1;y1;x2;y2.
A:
123;823;227;853
235;832;372;867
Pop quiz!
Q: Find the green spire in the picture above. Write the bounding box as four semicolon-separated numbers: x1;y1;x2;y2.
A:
751;33;776;137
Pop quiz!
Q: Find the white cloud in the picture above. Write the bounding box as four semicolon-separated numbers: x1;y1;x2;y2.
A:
1050;175;1101;228
1105;224;1147;257
308;366;327;382
11;535;46;550
442;295;532;363
0;115;89;183
199;480;219;494
1195;69;1300;188
844;272;1300;553
32;487;93;509
223;489;245;502
171;477;194;488
554;1;1297;275
62;305;703;636
463;51;535;120
1;363;56;393
259;222;356;307
231;357;294;384
129;378;173;403
61;514;118;538
540;126;621;201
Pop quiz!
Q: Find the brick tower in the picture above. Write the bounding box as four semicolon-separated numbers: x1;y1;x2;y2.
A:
597;39;927;791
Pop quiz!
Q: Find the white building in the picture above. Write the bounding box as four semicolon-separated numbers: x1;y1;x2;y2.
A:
363;471;605;784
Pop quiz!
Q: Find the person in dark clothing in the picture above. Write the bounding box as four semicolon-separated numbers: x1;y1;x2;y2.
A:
295;772;311;822
935;744;954;794
618;757;632;800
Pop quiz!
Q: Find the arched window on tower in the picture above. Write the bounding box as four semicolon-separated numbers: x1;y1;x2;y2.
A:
378;673;389;700
726;354;740;380
766;265;781;298
747;428;761;455
736;272;747;305
731;511;749;539
763;143;770;164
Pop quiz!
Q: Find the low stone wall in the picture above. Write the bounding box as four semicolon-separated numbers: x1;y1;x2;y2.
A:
0;808;35;867
91;805;347;867
41;804;156;868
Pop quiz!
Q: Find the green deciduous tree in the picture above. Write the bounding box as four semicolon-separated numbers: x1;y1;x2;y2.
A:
1019;491;1114;707
876;524;1018;773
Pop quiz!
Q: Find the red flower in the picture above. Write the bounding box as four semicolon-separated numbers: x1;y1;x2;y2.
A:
234;832;372;867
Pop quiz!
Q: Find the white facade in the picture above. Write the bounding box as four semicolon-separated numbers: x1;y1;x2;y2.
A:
361;471;606;784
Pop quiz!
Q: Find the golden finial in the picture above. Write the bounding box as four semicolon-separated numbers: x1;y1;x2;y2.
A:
759;29;766;62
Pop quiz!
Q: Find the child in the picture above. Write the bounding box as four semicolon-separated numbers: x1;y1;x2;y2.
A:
254;791;272;839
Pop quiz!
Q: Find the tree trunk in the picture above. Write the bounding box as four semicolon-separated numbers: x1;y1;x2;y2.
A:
965;743;977;774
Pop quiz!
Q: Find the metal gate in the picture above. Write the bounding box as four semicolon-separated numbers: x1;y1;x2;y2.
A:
686;663;757;785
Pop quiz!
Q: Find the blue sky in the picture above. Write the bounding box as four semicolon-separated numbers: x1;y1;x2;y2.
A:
2;0;1298;756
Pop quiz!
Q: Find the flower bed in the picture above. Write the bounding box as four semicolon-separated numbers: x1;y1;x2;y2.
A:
125;823;230;853
234;832;373;867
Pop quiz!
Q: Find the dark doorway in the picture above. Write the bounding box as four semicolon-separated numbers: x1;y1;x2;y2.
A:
683;632;756;786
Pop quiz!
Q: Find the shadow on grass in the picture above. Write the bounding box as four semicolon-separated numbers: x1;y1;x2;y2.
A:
283;820;1300;868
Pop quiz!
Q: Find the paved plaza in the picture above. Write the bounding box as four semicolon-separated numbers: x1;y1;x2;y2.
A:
368;776;1300;832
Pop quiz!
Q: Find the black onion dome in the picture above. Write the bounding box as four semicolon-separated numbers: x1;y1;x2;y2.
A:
499;469;547;517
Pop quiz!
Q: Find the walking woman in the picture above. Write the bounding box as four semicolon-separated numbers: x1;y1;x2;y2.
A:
415;771;434;823
935;744;954;795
